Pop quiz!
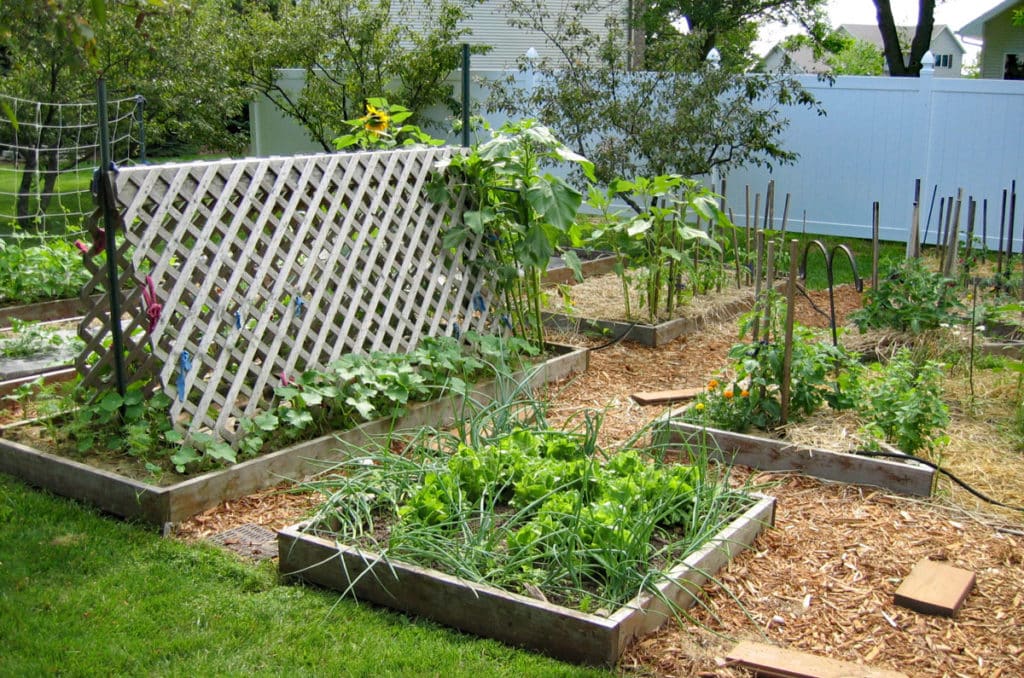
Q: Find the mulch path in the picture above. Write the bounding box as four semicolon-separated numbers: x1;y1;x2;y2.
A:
175;283;1024;677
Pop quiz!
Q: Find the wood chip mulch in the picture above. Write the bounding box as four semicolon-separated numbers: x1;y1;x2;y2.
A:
175;284;1024;677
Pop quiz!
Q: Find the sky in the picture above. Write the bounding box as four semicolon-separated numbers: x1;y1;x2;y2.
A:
753;0;1006;56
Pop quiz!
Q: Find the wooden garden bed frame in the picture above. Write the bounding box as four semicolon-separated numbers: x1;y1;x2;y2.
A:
662;419;935;497
544;282;783;348
0;295;98;329
0;345;588;526
277;493;776;666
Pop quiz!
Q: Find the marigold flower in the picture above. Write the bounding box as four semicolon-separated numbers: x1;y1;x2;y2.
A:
695;403;705;411
740;389;750;398
361;103;390;136
706;379;719;390
723;390;734;399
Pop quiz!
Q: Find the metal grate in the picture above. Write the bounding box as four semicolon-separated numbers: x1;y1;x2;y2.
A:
77;148;490;443
207;523;278;561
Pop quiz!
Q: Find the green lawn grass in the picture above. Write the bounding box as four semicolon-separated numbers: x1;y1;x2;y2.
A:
0;163;95;236
0;474;610;677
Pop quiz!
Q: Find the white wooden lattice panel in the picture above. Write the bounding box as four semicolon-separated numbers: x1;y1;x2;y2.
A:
77;148;491;441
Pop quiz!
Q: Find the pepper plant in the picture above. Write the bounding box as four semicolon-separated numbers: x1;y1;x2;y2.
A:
428;120;595;347
587;175;726;323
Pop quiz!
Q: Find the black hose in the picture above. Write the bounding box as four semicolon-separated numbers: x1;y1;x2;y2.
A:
590;321;639;351
852;449;1024;512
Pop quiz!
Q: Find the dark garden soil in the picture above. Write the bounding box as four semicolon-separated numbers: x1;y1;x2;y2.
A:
175;283;1024;676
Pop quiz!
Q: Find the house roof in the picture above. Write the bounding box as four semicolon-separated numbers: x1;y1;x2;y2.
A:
960;0;1023;38
840;23;966;54
761;44;831;74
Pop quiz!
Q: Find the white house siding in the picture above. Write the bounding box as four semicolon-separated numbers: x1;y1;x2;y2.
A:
928;29;965;77
978;4;1024;79
403;0;630;69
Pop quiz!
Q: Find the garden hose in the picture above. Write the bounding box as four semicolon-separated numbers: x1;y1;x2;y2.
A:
590;321;639;351
851;449;1024;512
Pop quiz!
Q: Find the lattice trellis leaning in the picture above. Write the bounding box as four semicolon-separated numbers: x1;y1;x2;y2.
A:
77;148;492;443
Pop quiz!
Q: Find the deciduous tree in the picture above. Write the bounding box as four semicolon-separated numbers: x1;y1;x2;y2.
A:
872;0;935;76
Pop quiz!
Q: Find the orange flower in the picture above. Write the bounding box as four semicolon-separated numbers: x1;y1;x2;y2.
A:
740;389;750;398
707;379;719;390
723;390;734;399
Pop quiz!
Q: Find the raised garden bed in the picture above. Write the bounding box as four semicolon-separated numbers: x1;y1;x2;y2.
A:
661;420;936;497
542;249;618;286
0;295;97;329
0;344;588;526
546;279;785;347
277;493;775;666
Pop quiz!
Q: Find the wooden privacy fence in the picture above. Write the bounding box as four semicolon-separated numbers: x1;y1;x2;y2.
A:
76;148;491;443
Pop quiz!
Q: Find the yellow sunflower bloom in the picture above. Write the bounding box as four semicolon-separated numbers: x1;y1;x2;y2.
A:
361;103;391;136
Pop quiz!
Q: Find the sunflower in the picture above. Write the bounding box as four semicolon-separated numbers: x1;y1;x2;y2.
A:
361;103;390;136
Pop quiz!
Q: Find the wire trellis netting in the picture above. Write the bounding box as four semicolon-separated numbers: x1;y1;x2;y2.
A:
0;92;142;234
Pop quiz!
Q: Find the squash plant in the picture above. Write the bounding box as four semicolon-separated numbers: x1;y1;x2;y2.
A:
428;120;596;347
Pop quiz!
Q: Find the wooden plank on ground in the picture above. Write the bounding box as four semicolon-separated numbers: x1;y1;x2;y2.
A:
894;558;975;617
726;640;908;678
630;387;702;406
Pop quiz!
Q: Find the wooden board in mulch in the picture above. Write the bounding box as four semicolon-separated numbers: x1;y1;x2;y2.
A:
174;283;1024;676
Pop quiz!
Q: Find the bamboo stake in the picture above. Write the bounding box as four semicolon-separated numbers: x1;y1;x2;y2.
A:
729;208;742;289
780;193;791;235
941;194;954;267
764;239;776;342
934;197;945;253
872;201;880;290
942;189;963;277
780;239;800;426
998;189;1007;277
745;185;752;258
982;198;988;263
751;230;764;343
764;180;775;231
801;210;807;237
965;198;976;268
907;179;921;260
1006;181;1016;275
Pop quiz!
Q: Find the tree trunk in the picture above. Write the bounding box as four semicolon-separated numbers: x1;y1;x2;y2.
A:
874;0;935;77
39;149;59;214
15;149;38;225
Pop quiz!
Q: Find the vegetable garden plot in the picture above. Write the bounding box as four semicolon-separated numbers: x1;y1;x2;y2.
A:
75;148;490;445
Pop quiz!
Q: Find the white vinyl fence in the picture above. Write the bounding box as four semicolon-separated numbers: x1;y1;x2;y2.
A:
249;67;1024;246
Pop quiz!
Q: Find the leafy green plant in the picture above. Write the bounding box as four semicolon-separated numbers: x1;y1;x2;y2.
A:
59;385;177;465
850;258;964;333
0;318;85;359
587;175;726;323
428;120;596;346
304;411;750;612
333;98;445;151
0;234;91;305
860;349;950;455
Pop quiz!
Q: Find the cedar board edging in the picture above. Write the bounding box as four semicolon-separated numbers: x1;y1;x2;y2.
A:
544;282;783;347
664;420;935;497
0;295;99;329
277;494;775;666
0;345;588;526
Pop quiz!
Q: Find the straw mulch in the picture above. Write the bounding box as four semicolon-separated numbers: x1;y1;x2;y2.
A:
176;283;1024;677
556;272;758;324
